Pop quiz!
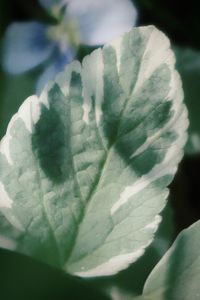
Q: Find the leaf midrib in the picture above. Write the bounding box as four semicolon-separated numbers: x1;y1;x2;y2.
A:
65;31;155;268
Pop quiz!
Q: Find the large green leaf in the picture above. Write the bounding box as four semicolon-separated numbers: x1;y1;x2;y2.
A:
0;26;187;277
143;220;200;300
174;46;200;154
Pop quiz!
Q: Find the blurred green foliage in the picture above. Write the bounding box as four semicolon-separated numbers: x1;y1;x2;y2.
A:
1;1;200;299
0;248;110;300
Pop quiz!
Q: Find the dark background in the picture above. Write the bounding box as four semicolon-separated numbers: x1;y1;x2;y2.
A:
0;1;200;299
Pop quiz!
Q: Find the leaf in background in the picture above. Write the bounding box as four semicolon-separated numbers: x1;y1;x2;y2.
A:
143;220;200;300
174;46;200;154
0;248;110;300
0;26;187;278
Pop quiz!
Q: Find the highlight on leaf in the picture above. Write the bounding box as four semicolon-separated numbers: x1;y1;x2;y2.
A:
0;26;188;277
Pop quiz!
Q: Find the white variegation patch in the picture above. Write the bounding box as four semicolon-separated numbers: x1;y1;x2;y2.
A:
18;95;40;132
0;95;41;164
74;247;145;278
82;49;104;125
0;135;12;165
145;215;162;230
111;156;174;215
0;182;13;208
108;35;123;72
133;26;175;94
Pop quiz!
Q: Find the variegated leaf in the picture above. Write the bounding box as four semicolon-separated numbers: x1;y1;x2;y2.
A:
0;26;188;277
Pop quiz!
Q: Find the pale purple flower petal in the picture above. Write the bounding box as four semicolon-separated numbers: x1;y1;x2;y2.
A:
67;0;138;45
36;48;74;94
3;22;54;74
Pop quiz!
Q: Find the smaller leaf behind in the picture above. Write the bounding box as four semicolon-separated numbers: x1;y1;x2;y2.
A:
143;220;200;300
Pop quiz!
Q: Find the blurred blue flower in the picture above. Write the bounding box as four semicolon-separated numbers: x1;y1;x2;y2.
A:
3;0;137;94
